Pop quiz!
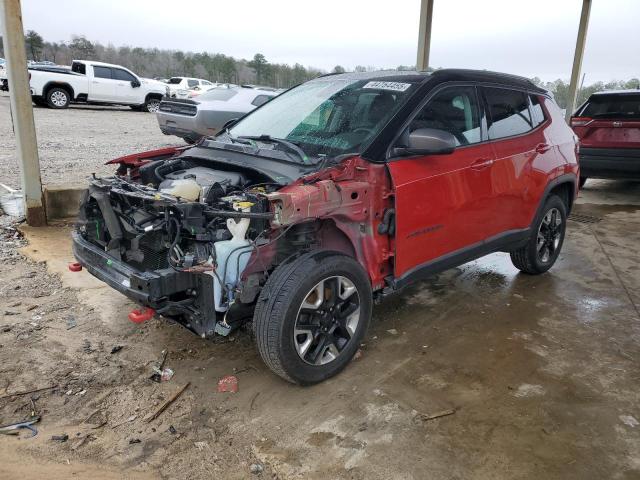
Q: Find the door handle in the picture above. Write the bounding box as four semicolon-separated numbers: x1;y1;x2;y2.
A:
470;158;494;170
535;143;551;154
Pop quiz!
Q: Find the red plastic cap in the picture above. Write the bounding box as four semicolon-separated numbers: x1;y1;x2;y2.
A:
128;307;156;324
68;262;83;272
217;375;238;393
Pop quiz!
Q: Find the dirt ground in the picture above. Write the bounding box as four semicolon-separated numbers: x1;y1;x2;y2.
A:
0;92;176;189
1;95;640;479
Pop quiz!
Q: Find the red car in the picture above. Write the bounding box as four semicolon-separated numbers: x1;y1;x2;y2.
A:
73;70;579;384
571;90;640;186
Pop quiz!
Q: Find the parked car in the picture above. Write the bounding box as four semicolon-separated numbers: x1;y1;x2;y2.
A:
0;58;7;91
72;69;579;384
571;90;640;185
157;85;280;143
166;77;217;98
28;60;168;111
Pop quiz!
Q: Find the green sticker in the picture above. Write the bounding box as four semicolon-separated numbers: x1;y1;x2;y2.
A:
106;259;113;266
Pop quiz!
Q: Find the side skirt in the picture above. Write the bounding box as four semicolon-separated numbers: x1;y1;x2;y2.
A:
389;228;530;291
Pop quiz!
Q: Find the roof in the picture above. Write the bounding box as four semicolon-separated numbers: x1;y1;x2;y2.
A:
315;68;544;92
591;89;640;96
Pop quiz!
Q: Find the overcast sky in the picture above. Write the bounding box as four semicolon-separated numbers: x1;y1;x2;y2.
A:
16;0;640;83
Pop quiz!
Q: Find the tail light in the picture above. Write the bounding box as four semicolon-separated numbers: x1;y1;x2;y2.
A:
570;117;592;127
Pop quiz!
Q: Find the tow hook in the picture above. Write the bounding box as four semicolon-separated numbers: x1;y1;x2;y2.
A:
68;262;83;272
128;307;156;324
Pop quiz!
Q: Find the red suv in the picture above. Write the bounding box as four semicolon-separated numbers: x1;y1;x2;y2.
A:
571;90;640;186
73;70;579;384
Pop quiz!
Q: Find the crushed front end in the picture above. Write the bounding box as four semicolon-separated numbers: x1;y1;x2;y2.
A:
72;149;276;337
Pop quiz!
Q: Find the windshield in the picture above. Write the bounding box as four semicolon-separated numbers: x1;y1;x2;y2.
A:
228;77;418;158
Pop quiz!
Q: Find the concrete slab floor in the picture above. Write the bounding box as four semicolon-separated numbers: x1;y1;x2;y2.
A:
0;179;638;479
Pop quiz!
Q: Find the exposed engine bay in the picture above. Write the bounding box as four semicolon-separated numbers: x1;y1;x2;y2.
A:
76;152;283;337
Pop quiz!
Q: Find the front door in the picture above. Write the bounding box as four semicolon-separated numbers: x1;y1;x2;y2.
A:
112;67;140;104
387;85;497;279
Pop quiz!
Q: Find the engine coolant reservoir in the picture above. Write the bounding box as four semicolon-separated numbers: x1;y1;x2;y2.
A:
211;202;254;312
158;178;201;202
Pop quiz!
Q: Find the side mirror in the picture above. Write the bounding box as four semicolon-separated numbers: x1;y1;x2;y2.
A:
131;79;141;88
394;128;457;156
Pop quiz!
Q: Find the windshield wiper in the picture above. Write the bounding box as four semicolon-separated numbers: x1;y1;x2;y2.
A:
238;135;311;165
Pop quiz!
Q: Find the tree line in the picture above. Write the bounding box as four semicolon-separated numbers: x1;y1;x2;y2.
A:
1;31;638;105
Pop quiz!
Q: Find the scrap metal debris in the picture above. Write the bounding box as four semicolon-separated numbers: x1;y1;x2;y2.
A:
51;434;69;442
0;416;40;437
150;350;173;383
0;384;58;400
110;345;123;354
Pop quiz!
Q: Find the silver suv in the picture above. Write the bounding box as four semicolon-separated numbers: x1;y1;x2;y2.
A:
157;86;281;143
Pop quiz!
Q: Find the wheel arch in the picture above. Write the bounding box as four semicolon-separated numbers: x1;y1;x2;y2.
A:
43;81;74;100
145;92;163;102
531;173;576;229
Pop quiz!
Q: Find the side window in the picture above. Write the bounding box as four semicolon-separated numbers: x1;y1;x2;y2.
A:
93;66;112;79
202;81;213;86
112;68;136;82
485;88;533;139
251;94;272;107
187;79;199;88
529;94;546;127
409;86;481;145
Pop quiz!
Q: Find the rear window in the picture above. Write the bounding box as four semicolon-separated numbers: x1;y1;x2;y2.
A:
529;94;546;127
167;77;183;84
580;94;640;118
71;62;86;74
485;87;533;139
199;88;238;102
93;66;112;79
187;79;199;88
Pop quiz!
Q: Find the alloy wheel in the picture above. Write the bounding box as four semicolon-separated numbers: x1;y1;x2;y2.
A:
294;276;361;366
147;100;160;112
537;207;563;263
50;91;68;107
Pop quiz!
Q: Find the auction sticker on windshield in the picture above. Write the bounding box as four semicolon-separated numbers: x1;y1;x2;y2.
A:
363;81;411;92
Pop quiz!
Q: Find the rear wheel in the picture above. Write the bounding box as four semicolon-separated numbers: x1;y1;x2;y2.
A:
46;87;70;109
510;194;567;275
253;251;372;385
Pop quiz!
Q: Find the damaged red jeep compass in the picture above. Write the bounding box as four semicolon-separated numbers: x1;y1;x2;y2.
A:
73;70;579;384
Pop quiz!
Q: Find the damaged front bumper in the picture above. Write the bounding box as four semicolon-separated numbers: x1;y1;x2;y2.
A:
72;231;220;336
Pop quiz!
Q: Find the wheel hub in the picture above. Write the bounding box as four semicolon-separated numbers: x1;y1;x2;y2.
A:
294;276;360;366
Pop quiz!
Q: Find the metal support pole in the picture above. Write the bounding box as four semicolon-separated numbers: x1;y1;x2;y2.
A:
0;0;46;225
416;0;434;71
565;0;592;123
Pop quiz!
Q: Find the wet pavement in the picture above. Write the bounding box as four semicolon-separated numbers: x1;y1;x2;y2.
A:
1;179;639;479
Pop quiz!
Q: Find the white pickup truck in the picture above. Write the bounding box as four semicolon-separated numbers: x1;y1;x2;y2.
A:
29;60;168;111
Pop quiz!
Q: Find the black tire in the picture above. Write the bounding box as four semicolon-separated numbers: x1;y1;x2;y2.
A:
579;176;588;188
253;251;372;385
143;97;161;113
46;87;70;109
33;97;47;107
510;194;567;275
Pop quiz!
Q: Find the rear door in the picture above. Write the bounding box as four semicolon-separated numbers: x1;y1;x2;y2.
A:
112;67;140;104
89;65;116;102
387;84;498;279
572;93;640;149
482;87;551;232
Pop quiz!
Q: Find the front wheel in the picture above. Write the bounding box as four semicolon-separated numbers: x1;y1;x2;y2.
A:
143;97;161;113
510;194;567;275
253;251;372;385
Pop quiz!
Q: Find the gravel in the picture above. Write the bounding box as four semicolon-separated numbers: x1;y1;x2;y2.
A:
0;92;178;189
